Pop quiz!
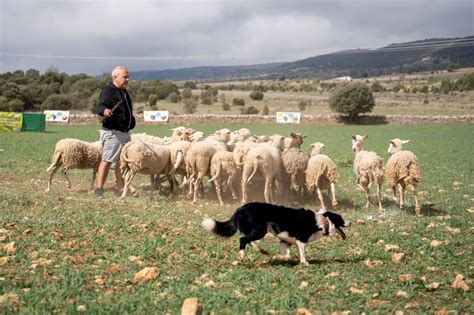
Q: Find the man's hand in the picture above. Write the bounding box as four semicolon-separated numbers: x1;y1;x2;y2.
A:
103;108;113;118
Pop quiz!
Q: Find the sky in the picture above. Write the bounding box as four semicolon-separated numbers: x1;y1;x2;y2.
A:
1;0;473;75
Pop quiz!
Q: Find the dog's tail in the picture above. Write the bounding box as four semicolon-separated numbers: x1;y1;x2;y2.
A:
202;216;237;238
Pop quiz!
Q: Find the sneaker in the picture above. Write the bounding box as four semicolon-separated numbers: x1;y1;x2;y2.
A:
95;188;104;197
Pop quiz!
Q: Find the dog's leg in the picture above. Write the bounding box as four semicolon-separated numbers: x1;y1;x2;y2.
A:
279;241;291;260
295;240;309;265
250;241;269;255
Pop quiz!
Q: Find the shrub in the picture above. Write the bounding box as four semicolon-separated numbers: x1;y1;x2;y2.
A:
329;82;375;118
250;90;264;101
222;102;230;111
8;99;24;112
168;92;180;103
240;106;259;115
371;82;384;92
183;99;197;114
298;100;310;111
232;98;245;106
181;88;192;99
262;105;269;115
0;96;9;111
183;81;197;89
148;93;158;106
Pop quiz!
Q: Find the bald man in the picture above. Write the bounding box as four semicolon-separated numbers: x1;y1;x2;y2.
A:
96;66;136;197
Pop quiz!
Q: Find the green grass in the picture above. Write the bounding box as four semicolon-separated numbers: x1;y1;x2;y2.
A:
0;123;473;314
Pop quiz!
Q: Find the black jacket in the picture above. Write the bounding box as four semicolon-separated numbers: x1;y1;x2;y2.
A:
97;84;136;132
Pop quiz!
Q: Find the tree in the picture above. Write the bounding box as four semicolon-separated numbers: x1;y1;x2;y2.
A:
41;94;72;110
148;93;158;106
232;98;245;106
329;82;375;118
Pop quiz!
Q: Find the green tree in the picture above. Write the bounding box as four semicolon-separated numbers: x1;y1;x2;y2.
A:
181;88;192;99
8;99;24;112
183;81;197;89
41;94;72;110
329;82;375;118
262;105;269;115
168;92;180;103
232;98;245;106
148;93;158;106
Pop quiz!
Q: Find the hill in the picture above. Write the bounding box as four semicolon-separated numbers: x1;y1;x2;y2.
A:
130;36;474;81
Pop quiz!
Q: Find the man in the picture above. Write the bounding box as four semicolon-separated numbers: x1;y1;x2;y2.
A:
95;66;136;197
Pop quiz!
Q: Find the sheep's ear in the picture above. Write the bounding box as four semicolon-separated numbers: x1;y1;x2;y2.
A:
290;132;296;137
302;134;307;138
352;134;357;140
402;140;410;144
364;134;368;139
389;140;395;145
310;143;315;148
321;143;326;148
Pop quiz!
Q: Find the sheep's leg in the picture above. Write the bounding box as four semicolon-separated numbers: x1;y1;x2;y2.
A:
398;183;405;210
316;187;327;210
193;172;204;204
264;176;273;204
121;170;135;199
241;168;251;204
376;183;384;212
149;174;155;200
46;165;60;193
90;169;97;192
187;173;195;199
213;177;224;206
409;184;421;215
330;182;338;209
227;174;238;200
392;186;398;202
62;170;72;188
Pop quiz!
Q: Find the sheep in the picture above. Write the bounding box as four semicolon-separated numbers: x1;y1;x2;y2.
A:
241;143;282;204
208;151;239;206
185;140;226;203
305;142;339;210
131;133;164;145
119;141;172;199
167;140;192;193
385;139;422;214
352;134;384;211
280;133;309;196
46;138;101;193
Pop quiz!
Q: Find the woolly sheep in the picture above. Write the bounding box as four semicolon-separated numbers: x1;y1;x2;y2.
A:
167;140;192;193
280;133;309;196
241;143;282;204
352;134;384;211
385;138;422;214
131;133;164;145
185;140;226;203
209;151;239;206
305;142;339;210
119;141;171;199
46;138;101;193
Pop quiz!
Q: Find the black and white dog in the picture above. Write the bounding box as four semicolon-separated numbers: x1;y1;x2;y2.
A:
202;202;350;265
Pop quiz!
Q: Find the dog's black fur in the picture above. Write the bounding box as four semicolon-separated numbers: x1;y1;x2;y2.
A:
202;202;350;265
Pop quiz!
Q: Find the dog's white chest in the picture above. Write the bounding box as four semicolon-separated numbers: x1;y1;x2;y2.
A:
275;231;297;244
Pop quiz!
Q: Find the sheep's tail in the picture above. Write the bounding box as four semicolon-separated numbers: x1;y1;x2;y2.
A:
202;214;238;238
47;150;62;172
208;161;222;182
246;156;260;184
168;150;184;176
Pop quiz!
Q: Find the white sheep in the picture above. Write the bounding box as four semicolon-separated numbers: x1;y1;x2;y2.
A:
241;143;282;204
46;138;102;193
305;142;339;210
280;133;309;196
167;140;192;193
185;140;226;203
131;133;164;145
352;134;384;211
209;151;239;206
119;141;171;199
385;138;422;214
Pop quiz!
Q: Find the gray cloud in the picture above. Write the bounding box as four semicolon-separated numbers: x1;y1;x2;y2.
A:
1;0;472;75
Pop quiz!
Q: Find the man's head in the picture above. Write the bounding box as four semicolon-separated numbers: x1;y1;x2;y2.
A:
112;66;129;90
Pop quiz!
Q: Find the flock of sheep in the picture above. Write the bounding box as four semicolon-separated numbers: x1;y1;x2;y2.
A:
45;126;422;214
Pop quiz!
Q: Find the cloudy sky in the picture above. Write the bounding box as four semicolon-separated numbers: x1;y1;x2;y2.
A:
1;0;472;75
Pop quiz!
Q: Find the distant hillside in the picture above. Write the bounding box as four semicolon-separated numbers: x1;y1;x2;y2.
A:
130;36;474;82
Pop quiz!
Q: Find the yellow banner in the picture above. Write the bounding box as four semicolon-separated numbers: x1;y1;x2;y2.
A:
0;112;23;132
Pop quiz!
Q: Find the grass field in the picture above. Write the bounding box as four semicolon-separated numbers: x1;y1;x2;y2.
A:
0;123;473;314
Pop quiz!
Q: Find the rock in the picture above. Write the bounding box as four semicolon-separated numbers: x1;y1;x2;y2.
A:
181;297;202;315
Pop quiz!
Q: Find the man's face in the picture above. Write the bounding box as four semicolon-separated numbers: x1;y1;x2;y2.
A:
113;69;129;89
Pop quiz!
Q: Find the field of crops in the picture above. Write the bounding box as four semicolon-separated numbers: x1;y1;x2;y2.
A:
0;123;472;313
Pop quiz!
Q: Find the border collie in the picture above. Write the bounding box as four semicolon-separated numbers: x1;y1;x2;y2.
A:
202;202;350;265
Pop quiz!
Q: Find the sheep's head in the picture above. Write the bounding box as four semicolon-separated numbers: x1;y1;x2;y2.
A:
215;128;232;143
352;134;368;152
190;131;205;142
310;142;325;156
171;126;186;137
388;138;410;155
289;132;307;149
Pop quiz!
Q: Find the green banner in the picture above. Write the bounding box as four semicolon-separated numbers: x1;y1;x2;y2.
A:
0;112;23;132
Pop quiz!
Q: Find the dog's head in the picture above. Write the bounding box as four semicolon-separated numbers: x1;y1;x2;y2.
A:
320;211;351;240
